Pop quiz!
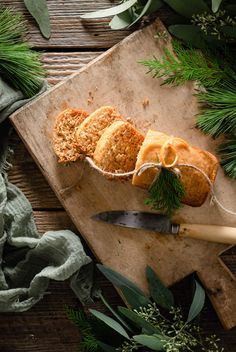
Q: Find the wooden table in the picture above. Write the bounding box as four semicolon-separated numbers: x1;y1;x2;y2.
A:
0;1;235;351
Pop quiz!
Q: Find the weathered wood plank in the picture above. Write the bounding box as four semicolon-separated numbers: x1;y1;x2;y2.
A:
33;211;77;234
42;52;101;85
1;0;132;48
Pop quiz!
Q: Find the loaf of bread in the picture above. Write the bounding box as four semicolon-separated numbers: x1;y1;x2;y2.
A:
75;106;123;157
93;120;144;174
132;130;219;206
53;108;89;163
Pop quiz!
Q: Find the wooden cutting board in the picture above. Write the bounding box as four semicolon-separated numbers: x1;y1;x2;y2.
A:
10;20;236;329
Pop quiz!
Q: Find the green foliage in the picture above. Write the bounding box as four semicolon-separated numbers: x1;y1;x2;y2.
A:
0;7;45;97
96;264;150;308
196;83;236;137
65;305;100;352
145;168;185;217
187;280;205;323
66;266;223;352
133;334;164;350
24;0;51;39
141;40;230;88
146;266;174;310
218;136;236;177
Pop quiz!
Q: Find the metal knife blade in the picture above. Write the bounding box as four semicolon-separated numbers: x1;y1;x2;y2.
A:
92;210;179;234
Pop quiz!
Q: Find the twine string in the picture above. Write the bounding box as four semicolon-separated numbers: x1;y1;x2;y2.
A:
85;137;236;216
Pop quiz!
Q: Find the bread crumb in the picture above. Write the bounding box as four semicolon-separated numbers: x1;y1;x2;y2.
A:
142;98;149;108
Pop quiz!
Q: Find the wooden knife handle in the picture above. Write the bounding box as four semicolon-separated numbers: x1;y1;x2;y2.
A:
179;223;236;244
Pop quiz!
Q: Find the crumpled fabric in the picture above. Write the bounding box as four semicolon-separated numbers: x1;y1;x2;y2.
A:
0;78;94;311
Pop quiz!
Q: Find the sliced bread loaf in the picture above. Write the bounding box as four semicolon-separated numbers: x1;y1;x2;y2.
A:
75;106;123;157
93;120;144;174
132;130;219;207
53;108;89;163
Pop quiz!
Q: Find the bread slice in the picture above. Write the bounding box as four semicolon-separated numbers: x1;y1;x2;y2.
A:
53;108;89;163
75;106;123;157
93;120;144;174
132;130;219;207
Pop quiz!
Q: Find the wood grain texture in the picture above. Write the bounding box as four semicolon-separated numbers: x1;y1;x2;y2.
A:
42;52;101;85
10;20;236;329
1;0;132;48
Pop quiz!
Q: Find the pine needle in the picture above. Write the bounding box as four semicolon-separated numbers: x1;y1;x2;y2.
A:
196;84;236;137
218;136;236;178
145;168;185;217
140;40;231;88
65;306;100;352
0;7;45;97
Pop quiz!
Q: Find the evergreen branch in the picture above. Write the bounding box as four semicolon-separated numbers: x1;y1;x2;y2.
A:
0;7;26;43
196;84;236;137
65;306;100;352
218;136;236;178
145;168;185;217
141;40;230;88
0;7;45;97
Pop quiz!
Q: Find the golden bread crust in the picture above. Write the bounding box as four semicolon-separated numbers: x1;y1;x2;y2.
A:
75;106;123;157
132;130;219;207
94;120;144;174
53;108;89;163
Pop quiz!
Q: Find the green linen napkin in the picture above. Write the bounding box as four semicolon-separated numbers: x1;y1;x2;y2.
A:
0;78;94;311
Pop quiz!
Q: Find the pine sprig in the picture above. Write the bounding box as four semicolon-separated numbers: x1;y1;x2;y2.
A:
0;7;45;97
218;136;236;178
196;84;236;137
65;306;100;352
141;41;230;88
145;168;185;217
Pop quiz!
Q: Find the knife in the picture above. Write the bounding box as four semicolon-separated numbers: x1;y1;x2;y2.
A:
92;210;236;244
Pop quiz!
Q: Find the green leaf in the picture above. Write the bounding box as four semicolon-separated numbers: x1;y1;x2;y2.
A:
81;0;137;19
120;286;150;309
129;0;163;26
187;280;205;323
168;24;205;48
218;137;236;178
118;307;161;334
99;293;134;332
133;334;164;350
97;264;146;297
24;0;51;39
163;0;209;18
146;266;174;310
97;341;117;352
212;0;223;13
109;11;133;30
89;309;130;339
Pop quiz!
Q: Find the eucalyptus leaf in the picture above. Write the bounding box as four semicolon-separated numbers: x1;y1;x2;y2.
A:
163;0;209;18
212;0;223;13
129;0;163;26
81;0;137;19
146;266;174;310
24;0;51;39
109;11;133;30
89;309;130;339
187;280;205;323
118;307;161;334
121;286;151;309
168;24;206;48
133;334;164;350
97;264;146;297
97;341;117;352
99;293;134;332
